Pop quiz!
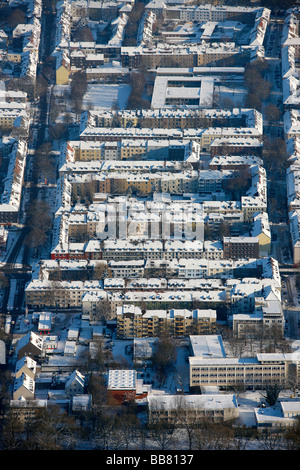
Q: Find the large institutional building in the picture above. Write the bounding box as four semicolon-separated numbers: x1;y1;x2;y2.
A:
188;335;300;391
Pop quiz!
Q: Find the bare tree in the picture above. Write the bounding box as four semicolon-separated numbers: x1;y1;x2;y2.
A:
93;300;112;322
108;412;140;450
284;419;300;450
48;122;68;141
49;266;62;282
151;334;177;385
73;26;94;42
26;199;52;233
286;363;299;398
192;420;212;450
245;93;262;111
21;405;79;450
93;262;107;280
0;272;9;290
240;324;261;354
224;330;247;358
1;410;24;449
231;425;257;450
148;415;176;450
35;75;48;98
264;103;280;123
123;2;145;47
24;227;47;257
257;429;284;451
216;221;230;239
171;396;199;450
70;71;88;115
194;421;234;450
263;137;288;177
7;8;26;29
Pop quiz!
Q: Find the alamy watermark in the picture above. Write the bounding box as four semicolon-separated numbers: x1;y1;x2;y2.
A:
95;196;205;241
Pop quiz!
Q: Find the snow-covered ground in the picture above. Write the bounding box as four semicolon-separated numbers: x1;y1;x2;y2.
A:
216;85;247;108
83;84;131;110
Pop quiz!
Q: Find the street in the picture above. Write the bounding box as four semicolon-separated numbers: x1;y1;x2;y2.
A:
1;2;56;318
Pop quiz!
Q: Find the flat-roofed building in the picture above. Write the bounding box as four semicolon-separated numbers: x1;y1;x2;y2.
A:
189;334;227;358
10;399;47;423
107;369;150;403
189;352;300;391
151;76;215;109
147;393;239;424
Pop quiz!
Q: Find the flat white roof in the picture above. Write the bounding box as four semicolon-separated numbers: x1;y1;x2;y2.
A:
151;76;215;109
148;393;238;410
189;334;226;358
108;369;137;390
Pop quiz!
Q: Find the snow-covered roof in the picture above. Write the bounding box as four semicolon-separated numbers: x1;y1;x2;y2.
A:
147;393;238;411
108;369;137;390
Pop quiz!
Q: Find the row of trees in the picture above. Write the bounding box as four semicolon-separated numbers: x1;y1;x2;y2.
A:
70;71;88;116
1;407;299;450
244;59;272;111
122;2;145;47
24;199;52;256
126;71;151;110
262;136;288;179
219;324;291;357
32;142;55;182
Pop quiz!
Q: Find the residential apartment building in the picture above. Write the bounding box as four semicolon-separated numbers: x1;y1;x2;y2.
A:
116;304;217;339
83;108;262;133
231;298;284;339
223;236;259;260
210;137;263;157
0;102;28;131
108;260;145;278
79;126;263;153
25;256;280;316
251;212;271;256
56;50;70;85
121;44;198;69
0;140;28;224
25;279;105;310
289;210;300;264
101;240;164;261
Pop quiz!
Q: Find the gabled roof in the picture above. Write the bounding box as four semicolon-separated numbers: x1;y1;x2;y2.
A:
15;355;37;374
65;369;85;389
16;331;43;354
